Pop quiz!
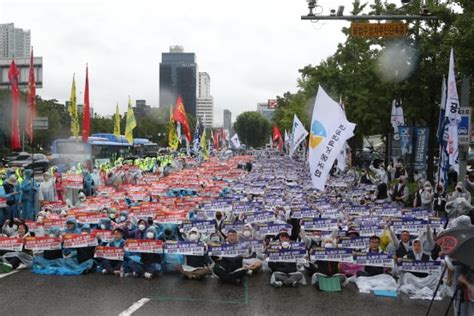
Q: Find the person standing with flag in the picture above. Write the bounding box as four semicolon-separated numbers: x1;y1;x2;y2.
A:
125;97;136;144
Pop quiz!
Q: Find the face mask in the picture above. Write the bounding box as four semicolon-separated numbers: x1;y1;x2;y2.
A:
324;243;333;248
281;241;290;249
188;233;199;242
146;232;155;239
100;224;106;230
37;216;44;223
49;234;56;238
12;225;18;231
138;224;146;231
119;216;126;222
243;230;252;237
210;237;220;243
109;213;116;219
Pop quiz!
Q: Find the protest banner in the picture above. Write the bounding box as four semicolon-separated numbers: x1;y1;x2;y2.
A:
164;240;206;256
207;242;251;257
63;234;98;248
179;219;217;234
353;252;395;268
124;239;163;253
400;260;442;274
0;236;24;251
310;247;354;263
266;242;307;262
94;246;125;261
62;174;84;189
24;236;62;251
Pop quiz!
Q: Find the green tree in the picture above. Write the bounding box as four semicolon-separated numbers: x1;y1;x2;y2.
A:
234;111;271;148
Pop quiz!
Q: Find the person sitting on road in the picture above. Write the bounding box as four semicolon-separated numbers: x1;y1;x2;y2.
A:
356;236;385;277
268;230;305;288
175;227;211;280
100;228;126;276
127;227;162;280
240;224;263;274
212;229;249;285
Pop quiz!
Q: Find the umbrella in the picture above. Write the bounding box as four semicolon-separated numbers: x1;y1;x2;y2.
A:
436;226;474;267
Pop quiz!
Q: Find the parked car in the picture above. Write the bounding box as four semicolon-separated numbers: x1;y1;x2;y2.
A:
6;151;24;163
9;153;49;172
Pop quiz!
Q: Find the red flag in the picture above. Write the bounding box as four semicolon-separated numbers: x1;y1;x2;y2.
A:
25;50;36;143
82;65;90;143
172;96;192;142
272;125;283;152
8;60;21;150
213;129;220;150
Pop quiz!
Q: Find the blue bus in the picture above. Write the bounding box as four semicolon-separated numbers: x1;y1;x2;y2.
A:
51;134;158;166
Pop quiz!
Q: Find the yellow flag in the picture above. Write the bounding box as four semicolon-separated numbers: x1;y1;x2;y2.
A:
200;128;208;159
68;75;79;138
113;103;121;137
125;97;136;144
168;105;179;151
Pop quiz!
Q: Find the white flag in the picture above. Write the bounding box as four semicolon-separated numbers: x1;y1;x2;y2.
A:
231;134;241;148
446;48;461;173
309;86;356;190
290;114;309;157
176;122;182;144
390;99;404;133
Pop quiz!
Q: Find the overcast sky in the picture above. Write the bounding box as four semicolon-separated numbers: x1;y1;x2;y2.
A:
2;0;360;125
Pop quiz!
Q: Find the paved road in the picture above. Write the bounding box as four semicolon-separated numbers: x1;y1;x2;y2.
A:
0;270;450;316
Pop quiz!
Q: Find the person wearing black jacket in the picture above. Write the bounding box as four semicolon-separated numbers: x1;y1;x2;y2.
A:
268;231;304;287
127;227;162;280
212;230;249;285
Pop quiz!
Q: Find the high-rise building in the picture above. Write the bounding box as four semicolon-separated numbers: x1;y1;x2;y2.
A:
159;45;197;116
0;23;42;90
196;72;213;128
134;99;151;119
223;109;232;132
257;99;277;121
0;23;31;59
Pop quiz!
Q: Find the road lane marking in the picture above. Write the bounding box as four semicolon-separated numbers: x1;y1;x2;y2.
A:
0;269;20;279
119;298;150;316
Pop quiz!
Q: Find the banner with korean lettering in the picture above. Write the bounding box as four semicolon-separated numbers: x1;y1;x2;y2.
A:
309;86;356;190
0;237;24;251
25;236;62;251
353;252;394;268
164;241;206;256
125;239;163;253
208;242;251;258
94;246;125;261
413;127;429;171
310;247;354;263
266;242;307;262
63;234;98;248
398;126;413;156
400;260;441;274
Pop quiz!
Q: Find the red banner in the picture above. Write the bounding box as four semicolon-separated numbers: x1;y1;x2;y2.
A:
63;234;98;248
62;174;84;189
94;246;124;261
124;239;163;253
43;218;66;231
76;212;107;224
91;229;113;243
0;237;24;251
24;236;62;251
